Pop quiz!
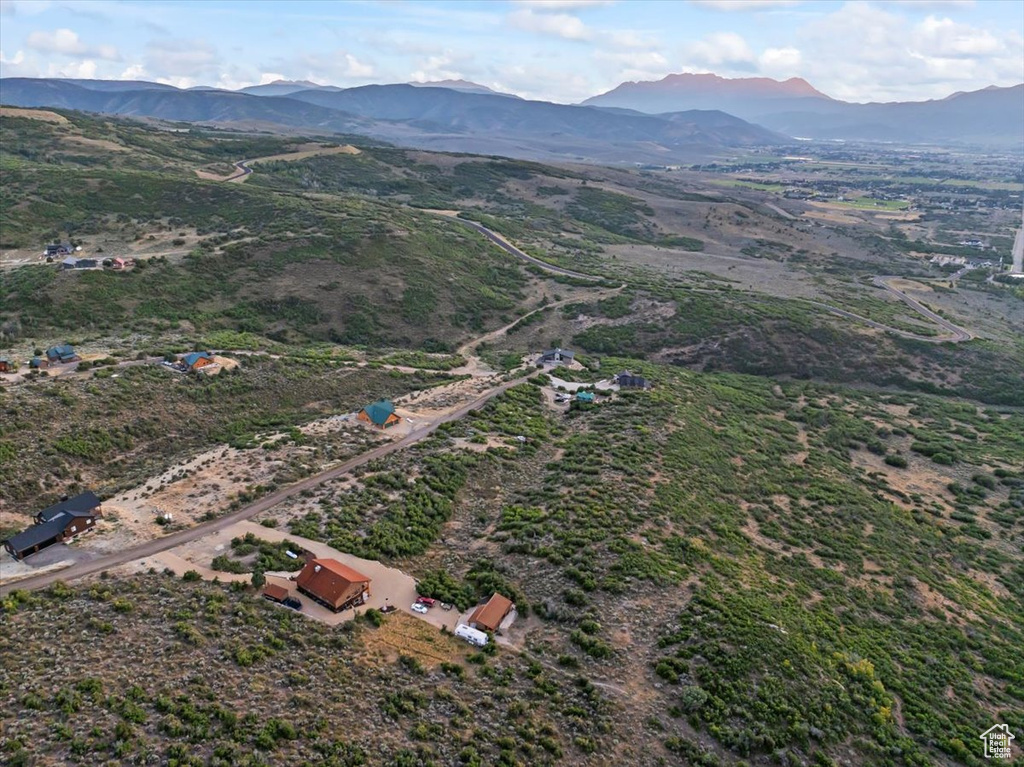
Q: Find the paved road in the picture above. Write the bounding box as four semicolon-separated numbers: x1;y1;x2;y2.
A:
804;277;971;343
433;213;603;282
1012;204;1024;274
871;276;972;342
225;159;253;182
0;373;531;596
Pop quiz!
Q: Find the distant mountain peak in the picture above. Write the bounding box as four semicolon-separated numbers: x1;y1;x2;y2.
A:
408;79;520;98
586;72;831;105
261;79;324;88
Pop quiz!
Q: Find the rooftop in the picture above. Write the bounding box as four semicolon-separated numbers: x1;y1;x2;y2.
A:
362;399;396;426
296;558;371;604
468;592;514;631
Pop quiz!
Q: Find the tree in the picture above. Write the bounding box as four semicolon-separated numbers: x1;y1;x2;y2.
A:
251;569;266;589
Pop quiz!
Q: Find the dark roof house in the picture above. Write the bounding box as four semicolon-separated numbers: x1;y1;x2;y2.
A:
468;592;515;633
4;491;102;561
614;370;650;389
296;558;371;611
358;399;400;429
45;344;79;363
539;348;575;364
36;491;102;523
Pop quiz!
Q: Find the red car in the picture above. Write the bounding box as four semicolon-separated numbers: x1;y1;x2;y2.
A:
415;597;437;607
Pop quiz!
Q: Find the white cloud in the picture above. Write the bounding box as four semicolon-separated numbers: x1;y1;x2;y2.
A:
52;58;98;79
689;0;801;11
603;29;660;50
759;45;801;72
144;38;219;79
512;0;613;8
119;62;147;80
492;63;595;102
595;50;668;71
684;31;756;69
410;51;466;83
294;50;376;82
794;2;1023;101
25;28;120;60
914;15;1001;57
342;53;374;78
508;9;591;40
0;48;38;77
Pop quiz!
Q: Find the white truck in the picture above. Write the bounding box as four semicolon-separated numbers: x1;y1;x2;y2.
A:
454;623;489;647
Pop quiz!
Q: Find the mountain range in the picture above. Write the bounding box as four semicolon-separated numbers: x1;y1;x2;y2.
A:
0;77;782;165
1;74;1020;163
583;73;1024;147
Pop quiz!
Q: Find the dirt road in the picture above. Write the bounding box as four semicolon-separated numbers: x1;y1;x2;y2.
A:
0;373;531;596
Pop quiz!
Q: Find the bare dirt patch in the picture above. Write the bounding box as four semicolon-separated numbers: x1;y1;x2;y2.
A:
0;107;68;123
63;135;127;152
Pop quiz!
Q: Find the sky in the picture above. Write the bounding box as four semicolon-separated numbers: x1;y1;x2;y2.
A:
0;0;1022;103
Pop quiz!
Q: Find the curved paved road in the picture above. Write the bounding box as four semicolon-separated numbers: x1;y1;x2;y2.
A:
870;276;972;342
0;374;530;596
445;216;602;281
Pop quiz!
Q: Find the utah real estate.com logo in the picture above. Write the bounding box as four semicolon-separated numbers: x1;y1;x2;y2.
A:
980;724;1015;760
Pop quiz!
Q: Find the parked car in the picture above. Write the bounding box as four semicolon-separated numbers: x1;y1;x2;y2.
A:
411;603;429;614
282;597;302;610
415;597;437;607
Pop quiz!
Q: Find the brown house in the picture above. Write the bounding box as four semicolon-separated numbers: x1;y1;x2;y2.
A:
181;351;216;371
296;558;371;611
357;400;400;429
0;357;12;373
468;592;515;633
3;491;102;560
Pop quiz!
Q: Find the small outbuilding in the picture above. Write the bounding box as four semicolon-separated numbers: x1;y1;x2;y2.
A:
262;583;290;603
467;592;515;633
3;491;103;561
296;558;371;612
29;356;48;370
575;391;595;404
539;348;575;365
0;357;12;373
358;399;400;429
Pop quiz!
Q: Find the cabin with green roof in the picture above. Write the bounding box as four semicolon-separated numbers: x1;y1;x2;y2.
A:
358;399;400;429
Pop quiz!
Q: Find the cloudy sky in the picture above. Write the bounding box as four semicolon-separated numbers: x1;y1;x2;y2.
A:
1;0;1021;103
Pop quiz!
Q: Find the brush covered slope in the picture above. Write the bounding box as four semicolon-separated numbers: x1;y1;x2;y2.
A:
0;110;528;348
2;369;1022;765
2;107;1023;766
